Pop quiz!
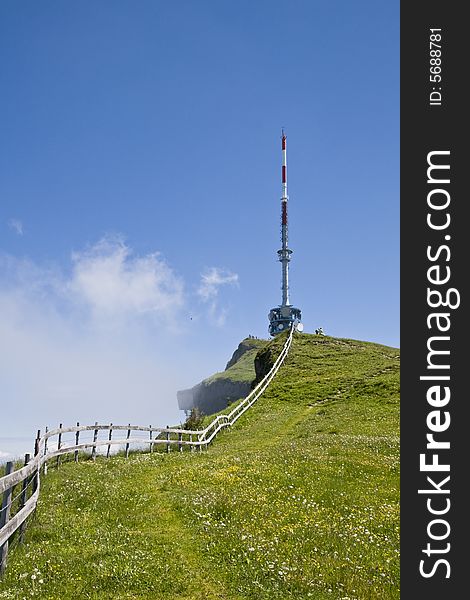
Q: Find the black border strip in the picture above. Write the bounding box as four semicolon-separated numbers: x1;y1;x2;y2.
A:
401;2;466;597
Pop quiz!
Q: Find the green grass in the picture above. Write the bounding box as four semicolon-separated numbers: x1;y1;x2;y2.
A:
0;332;399;600
204;338;267;384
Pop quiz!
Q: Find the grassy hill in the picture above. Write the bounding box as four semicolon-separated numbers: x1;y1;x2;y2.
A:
206;337;266;384
177;337;267;415
0;332;399;600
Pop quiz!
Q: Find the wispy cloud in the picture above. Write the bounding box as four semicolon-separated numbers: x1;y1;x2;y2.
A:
197;267;239;326
197;267;239;301
0;235;189;434
68;235;184;323
0;237;244;438
8;218;23;236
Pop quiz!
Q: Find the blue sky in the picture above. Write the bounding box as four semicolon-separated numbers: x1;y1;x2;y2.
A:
0;1;399;449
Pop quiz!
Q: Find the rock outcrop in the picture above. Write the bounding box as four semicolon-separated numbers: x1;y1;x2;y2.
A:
177;379;252;416
177;337;267;416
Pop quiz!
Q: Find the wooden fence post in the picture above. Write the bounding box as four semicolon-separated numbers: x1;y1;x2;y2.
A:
178;432;183;452
74;422;80;463
43;426;48;475
34;430;40;460
57;423;63;468
149;426;153;453
91;422;98;461
33;430;40;494
107;424;113;458
125;424;131;458
166;426;170;453
0;462;14;577
189;433;193;452
18;454;31;544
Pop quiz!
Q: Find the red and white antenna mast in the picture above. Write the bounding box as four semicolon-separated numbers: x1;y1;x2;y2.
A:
268;130;302;336
279;129;292;306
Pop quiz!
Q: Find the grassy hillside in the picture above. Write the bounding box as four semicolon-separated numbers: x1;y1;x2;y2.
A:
206;338;267;384
177;337;267;415
0;332;399;600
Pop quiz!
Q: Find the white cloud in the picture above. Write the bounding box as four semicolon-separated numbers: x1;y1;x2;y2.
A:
8;218;23;235
68;235;184;323
197;267;238;301
197;267;239;327
0;236;193;437
0;236;243;441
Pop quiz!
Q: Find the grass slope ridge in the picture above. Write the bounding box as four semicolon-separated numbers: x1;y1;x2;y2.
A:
178;337;267;415
0;333;400;600
206;337;266;384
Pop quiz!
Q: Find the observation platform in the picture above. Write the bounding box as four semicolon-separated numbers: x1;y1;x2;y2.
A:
268;305;302;336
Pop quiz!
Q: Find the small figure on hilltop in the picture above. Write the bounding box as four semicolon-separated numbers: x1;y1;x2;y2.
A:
315;327;325;336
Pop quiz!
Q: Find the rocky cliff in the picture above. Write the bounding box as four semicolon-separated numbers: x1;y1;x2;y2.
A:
177;337;267;416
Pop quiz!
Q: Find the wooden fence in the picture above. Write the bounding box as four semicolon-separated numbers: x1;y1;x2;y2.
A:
0;326;294;576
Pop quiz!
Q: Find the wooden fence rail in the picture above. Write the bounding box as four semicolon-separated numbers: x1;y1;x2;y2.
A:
0;326;294;576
